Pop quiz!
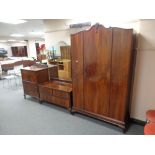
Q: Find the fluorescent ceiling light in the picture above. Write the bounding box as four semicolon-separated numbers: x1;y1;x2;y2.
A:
0;19;27;24
10;34;24;37
29;31;45;35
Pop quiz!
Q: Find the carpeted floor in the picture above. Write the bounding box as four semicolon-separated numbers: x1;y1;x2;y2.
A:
0;78;144;135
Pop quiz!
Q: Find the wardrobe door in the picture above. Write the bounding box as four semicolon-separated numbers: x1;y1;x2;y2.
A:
83;25;112;116
71;32;84;110
109;28;133;122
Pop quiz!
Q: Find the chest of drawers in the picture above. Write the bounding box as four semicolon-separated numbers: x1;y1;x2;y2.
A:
39;80;72;110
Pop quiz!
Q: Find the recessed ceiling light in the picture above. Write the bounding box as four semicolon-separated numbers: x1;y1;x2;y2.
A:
10;34;24;37
0;19;27;24
29;31;45;35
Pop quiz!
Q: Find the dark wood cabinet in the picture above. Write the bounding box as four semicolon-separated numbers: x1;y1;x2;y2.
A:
11;46;28;57
21;65;72;111
71;24;135;129
21;66;49;99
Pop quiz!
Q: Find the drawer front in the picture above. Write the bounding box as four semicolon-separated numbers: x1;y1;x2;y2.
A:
23;82;39;98
52;89;70;99
39;86;53;95
40;95;70;108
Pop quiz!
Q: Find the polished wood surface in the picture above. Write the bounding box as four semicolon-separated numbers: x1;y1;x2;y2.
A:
109;28;133;121
21;67;49;83
71;24;134;129
39;81;72;93
23;81;39;98
21;66;49;99
83;25;112;116
71;31;84;110
39;80;72;109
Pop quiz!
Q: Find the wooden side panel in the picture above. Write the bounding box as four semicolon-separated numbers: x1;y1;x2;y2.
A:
109;28;133;122
71;32;84;110
23;81;39;98
21;70;37;83
37;69;49;83
83;25;112;116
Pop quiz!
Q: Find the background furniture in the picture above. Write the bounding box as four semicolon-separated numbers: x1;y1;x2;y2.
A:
11;46;28;57
1;63;17;88
71;24;135;130
57;59;71;80
60;46;71;59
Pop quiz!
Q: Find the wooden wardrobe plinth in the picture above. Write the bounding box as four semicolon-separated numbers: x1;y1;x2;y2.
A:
39;81;72;110
71;108;125;129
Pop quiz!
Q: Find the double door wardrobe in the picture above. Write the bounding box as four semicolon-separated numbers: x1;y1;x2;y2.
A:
71;24;135;130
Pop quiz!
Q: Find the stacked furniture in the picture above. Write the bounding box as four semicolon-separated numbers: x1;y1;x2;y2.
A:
71;24;135;130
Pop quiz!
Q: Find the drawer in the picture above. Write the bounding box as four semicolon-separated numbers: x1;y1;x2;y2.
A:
23;82;38;92
52;89;70;99
43;95;70;108
22;82;39;98
39;86;53;95
26;90;39;98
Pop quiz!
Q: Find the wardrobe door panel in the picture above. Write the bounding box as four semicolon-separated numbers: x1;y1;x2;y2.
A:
109;28;133;121
71;32;84;110
83;25;112;116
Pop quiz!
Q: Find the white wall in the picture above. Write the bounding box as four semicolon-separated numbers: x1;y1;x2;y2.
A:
11;42;27;47
27;40;37;58
0;43;12;56
131;19;155;121
27;40;45;58
45;30;70;56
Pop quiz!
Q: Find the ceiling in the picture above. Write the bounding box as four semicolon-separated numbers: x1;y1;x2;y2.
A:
0;19;139;43
0;19;45;41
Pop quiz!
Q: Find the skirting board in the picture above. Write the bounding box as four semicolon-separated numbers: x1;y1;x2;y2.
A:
130;118;146;126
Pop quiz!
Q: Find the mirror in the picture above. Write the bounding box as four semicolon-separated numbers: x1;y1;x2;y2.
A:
47;44;72;82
